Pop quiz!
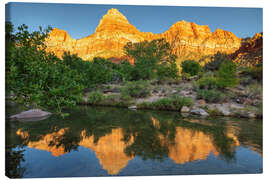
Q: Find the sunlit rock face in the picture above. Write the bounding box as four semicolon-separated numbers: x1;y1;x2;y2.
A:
45;8;241;63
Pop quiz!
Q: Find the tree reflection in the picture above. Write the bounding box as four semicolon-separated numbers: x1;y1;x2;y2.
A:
5;146;26;178
6;106;262;176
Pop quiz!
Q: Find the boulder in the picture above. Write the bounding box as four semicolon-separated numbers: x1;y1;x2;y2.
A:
230;103;244;110
181;106;190;113
128;105;137;109
190;108;209;116
197;99;206;105
216;104;231;116
171;90;178;94
10;109;52;122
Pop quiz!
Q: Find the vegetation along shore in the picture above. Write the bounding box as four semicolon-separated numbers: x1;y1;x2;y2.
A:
5;21;262;119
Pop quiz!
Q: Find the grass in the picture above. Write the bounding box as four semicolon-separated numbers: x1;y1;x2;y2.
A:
120;80;151;98
197;89;226;103
137;96;193;112
87;91;134;107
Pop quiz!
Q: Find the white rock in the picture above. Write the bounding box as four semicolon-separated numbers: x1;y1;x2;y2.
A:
216;104;231;116
181;106;190;113
190;108;209;116
230;103;244;110
128;105;137;109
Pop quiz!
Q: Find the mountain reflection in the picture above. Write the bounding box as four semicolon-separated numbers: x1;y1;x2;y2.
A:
16;118;240;174
8;107;262;176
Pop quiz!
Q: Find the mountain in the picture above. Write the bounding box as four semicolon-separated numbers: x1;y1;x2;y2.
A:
230;32;263;66
45;8;241;63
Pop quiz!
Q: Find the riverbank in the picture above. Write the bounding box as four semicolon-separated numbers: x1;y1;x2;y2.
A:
79;78;262;119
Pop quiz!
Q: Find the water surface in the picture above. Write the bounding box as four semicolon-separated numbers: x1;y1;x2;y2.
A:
6;105;262;178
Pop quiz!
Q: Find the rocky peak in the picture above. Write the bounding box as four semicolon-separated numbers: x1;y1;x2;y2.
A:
45;8;243;63
48;28;71;41
95;8;131;33
167;20;212;39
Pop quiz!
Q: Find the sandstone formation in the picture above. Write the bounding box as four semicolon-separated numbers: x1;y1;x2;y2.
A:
230;32;263;66
45;8;241;64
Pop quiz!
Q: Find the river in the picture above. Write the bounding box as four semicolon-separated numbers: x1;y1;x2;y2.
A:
6;105;262;178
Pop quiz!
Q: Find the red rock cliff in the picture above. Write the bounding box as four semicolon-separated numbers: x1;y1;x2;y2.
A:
45;8;241;64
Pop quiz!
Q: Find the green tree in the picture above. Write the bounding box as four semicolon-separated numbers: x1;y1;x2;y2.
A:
217;61;239;88
181;60;201;76
205;52;229;71
124;38;179;80
5;23;84;114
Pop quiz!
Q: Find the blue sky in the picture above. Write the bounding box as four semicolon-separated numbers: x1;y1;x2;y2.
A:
5;2;262;39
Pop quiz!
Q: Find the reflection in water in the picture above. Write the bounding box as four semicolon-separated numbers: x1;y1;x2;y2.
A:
79;129;134;175
16;117;240;174
167;127;219;164
17;128;68;157
7;106;262;177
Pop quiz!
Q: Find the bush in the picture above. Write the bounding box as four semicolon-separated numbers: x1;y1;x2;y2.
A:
217;61;239;88
121;80;150;98
204;52;229;71
87;92;133;107
87;91;105;104
194;75;218;90
197;89;226;103
137;96;193;111
240;64;262;81
181;60;201;76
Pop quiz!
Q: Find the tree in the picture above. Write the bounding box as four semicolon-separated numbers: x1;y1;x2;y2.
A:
181;60;201;76
204;52;229;71
124;38;179;80
5;23;84;114
217;61;239;88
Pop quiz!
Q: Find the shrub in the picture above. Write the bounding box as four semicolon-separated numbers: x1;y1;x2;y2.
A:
137;96;193;111
240;64;262;81
181;60;201;76
87;92;133;107
204;52;229;71
208;108;222;116
197;89;226;103
121;80;150;98
217;61;239;88
87;91;105;104
194;75;218;90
